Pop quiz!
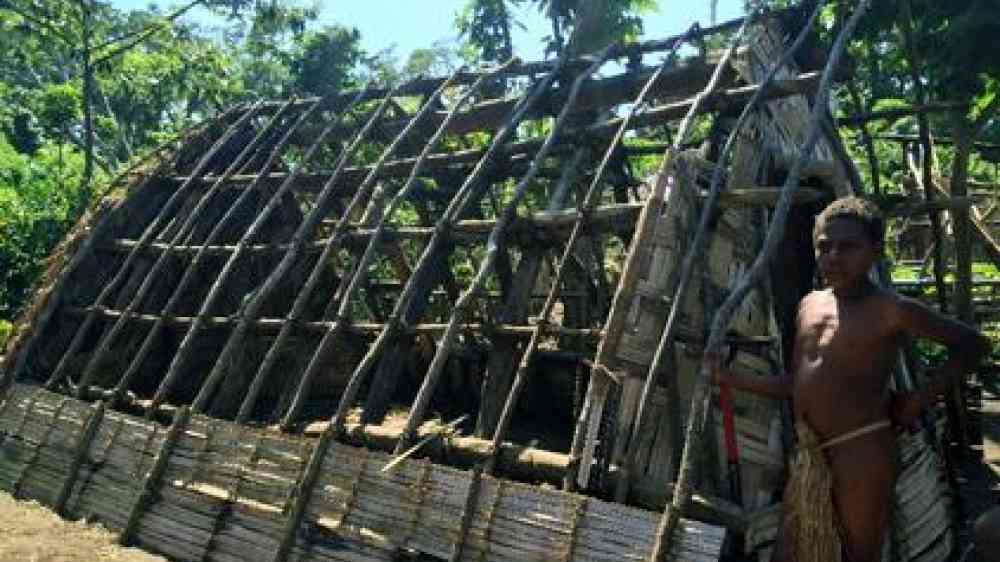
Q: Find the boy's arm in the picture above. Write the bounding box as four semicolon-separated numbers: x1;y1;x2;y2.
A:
707;352;793;399
892;295;992;420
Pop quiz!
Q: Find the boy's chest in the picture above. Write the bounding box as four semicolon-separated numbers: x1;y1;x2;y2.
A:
799;301;894;354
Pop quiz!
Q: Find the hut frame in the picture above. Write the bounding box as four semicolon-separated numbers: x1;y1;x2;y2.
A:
0;6;961;562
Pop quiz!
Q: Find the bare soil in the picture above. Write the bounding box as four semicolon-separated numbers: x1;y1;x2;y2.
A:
0;491;167;562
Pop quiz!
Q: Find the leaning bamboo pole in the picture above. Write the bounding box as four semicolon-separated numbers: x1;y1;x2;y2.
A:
62;306;606;338
562;16;755;493
65;100;298;397
617;0;824;504
40;103;264;391
144;87;383;416
391;46;617;454
479;22;709;477
119;406;192;547
235;61;516;424
192;70;470;414
102;202;642;255
279;61;566;432
651;4;869;560
53;400;105;515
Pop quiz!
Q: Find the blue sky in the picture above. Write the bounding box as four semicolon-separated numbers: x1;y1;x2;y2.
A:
109;1;747;62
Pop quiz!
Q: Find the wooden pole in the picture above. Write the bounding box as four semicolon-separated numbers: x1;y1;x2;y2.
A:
53;400;106;515
103;202;643;255
836;102;964;126
62;306;604;337
898;0;950;314
949;118;977;451
620;1;824;505
120;406;192;547
651;4;868;560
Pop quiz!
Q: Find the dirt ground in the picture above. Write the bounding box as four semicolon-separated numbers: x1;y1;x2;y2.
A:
0;492;167;562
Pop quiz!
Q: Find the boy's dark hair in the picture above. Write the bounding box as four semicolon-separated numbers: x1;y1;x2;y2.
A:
813;196;884;246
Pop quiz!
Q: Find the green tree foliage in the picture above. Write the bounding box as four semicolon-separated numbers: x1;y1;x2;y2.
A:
0;0;369;318
0;133;83;319
457;0;654;62
288;26;364;97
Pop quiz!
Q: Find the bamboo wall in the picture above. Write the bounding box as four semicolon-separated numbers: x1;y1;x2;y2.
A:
0;383;725;562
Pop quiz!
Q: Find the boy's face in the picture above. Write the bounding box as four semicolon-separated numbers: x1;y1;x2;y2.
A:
814;216;880;291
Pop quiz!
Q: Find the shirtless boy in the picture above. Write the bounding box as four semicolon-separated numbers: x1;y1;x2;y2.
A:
710;197;991;562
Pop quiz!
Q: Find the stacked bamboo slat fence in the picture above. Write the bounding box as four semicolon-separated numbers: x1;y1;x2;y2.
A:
0;383;724;562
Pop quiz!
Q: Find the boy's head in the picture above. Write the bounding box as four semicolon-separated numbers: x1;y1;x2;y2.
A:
813;196;884;247
813;196;884;291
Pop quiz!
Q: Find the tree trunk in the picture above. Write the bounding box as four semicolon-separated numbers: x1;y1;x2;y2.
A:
948;112;975;450
79;0;96;214
898;0;949;312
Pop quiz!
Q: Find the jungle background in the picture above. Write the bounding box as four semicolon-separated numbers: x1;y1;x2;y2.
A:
0;0;998;360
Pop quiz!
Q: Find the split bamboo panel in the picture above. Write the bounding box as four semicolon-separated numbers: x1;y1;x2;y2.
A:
731;22;845;196
0;383;725;562
599;152;780;510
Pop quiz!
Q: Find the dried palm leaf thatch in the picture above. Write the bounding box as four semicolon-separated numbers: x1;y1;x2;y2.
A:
784;422;842;562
